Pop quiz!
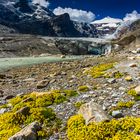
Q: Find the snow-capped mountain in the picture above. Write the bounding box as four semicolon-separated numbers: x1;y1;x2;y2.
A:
0;0;99;37
91;17;122;36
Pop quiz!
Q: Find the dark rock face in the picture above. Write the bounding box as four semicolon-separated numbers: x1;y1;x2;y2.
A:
0;1;98;37
14;0;33;13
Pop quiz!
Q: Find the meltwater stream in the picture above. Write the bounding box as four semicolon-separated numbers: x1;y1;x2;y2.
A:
0;56;83;71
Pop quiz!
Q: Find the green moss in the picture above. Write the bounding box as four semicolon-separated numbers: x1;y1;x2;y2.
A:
113;71;124;79
63;90;78;97
74;101;85;109
84;63;114;78
127;89;137;96
67;115;140;140
0;104;9;109
111;101;135;111
9;96;23;107
117;101;135;109
78;85;89;92
127;89;140;101
26;108;55;124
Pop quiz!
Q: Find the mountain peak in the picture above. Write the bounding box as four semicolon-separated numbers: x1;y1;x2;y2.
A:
92;17;123;24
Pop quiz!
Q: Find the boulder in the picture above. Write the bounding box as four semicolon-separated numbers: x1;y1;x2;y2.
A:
78;101;109;124
8;121;41;140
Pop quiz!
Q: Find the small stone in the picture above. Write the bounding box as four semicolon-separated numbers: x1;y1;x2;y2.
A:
36;80;49;89
111;93;117;98
61;55;66;58
49;79;56;84
119;87;126;91
23;78;36;82
4;95;15;100
127;57;136;60
112;110;123;118
131;50;137;54
125;76;133;81
0;74;6;79
61;72;66;75
107;78;116;84
0;108;9;114
136;48;140;53
129;63;137;67
102;105;107;111
89;91;95;94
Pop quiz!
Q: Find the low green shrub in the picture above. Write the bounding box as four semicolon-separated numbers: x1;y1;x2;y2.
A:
67;115;140;140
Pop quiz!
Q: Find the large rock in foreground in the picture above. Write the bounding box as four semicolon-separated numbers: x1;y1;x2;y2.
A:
78;101;109;124
9;122;41;140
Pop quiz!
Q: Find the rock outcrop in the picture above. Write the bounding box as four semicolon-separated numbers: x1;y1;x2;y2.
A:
9;122;41;140
78;101;109;124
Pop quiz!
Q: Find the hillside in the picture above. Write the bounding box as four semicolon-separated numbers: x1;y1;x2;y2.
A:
0;0;99;37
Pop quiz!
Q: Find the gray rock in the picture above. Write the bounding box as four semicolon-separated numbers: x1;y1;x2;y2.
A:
4;95;15;100
112;110;123;118
36;80;49;89
107;78;116;84
8;121;41;140
0;108;9;114
78;100;109;124
129;63;137;67
136;48;140;53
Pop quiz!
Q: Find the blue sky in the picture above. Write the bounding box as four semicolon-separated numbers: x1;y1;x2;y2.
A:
48;0;140;19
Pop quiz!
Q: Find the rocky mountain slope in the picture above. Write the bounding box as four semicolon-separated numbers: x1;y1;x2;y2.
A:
0;0;99;37
91;17;122;36
113;19;140;51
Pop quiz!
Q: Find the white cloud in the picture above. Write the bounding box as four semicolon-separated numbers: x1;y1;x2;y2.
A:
53;7;95;23
123;10;140;22
32;0;50;7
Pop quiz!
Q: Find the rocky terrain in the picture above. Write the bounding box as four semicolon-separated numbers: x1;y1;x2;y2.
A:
0;1;140;139
0;44;140;139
